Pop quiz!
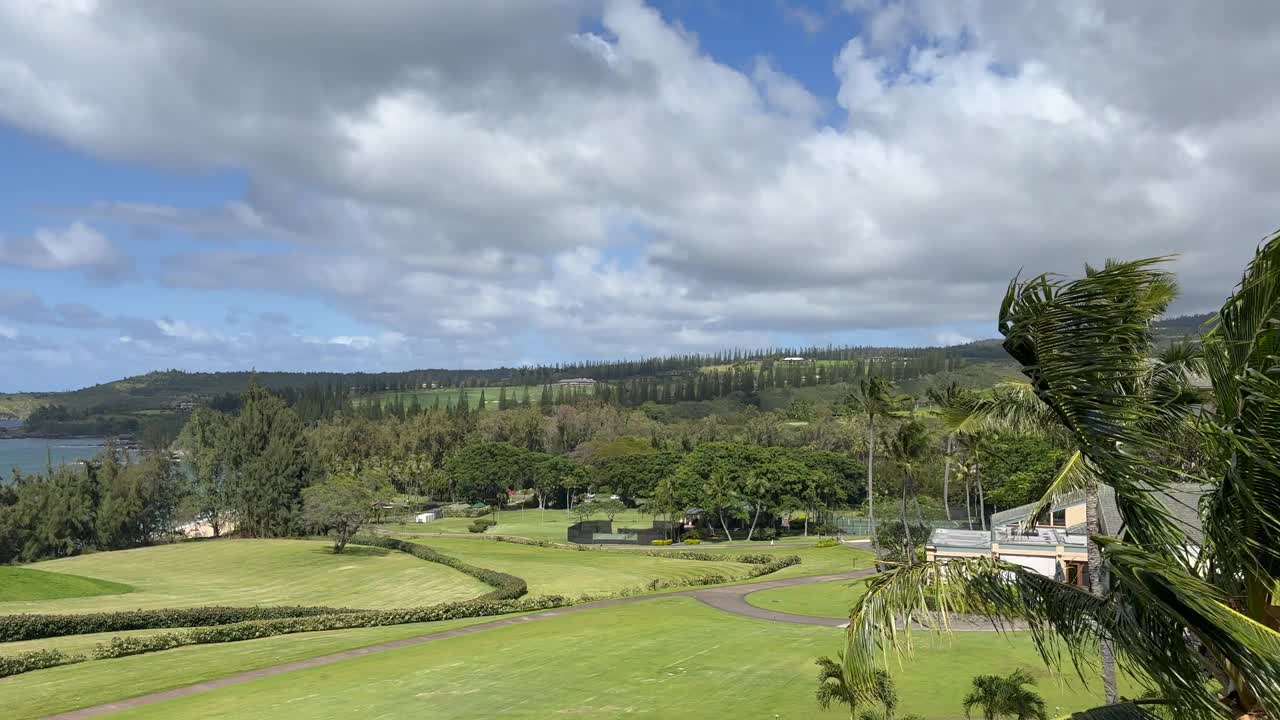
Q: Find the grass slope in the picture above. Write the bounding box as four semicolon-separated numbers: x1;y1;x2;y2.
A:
745;577;867;618
401;536;753;597
106;597;1134;720
0;566;133;602
0;539;489;615
0;615;514;720
382;508;660;542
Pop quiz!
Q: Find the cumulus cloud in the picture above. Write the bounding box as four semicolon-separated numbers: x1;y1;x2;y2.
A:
0;0;1277;382
0;222;130;281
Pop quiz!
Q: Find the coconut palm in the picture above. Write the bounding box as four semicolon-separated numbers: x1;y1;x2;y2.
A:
962;669;1048;720
843;375;900;561
886;418;930;567
927;382;963;520
816;653;897;720
842;234;1280;719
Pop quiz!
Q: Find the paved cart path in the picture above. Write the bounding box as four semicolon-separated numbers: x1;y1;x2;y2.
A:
43;566;1014;719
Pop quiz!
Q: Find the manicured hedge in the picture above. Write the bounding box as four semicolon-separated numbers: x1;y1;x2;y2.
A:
0;648;83;677
1;594;569;678
0;605;361;643
351;536;527;600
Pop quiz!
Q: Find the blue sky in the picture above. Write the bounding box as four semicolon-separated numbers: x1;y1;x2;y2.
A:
0;1;1273;391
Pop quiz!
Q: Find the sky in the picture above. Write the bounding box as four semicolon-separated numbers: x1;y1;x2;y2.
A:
0;1;1277;392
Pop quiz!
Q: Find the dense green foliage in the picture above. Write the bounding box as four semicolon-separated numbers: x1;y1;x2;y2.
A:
301;472;390;552
0;605;359;643
356;536;528;600
222;381;313;537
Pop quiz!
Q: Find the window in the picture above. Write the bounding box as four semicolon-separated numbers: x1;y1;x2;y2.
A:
1052;509;1067;527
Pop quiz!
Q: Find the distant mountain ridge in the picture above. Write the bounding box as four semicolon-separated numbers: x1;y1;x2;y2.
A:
0;312;1212;424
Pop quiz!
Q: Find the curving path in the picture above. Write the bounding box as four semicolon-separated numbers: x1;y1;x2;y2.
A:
42;566;1010;719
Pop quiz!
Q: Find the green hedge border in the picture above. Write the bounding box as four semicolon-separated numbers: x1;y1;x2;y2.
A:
0;539;802;679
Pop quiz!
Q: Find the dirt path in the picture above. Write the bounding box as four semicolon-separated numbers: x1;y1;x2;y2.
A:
42;566;1007;719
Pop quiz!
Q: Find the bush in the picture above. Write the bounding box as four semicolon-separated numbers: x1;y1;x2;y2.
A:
353;536;527;600
683;538;702;545
682;528;703;540
814;538;840;548
2;594;573;679
650;539;673;545
0;648;84;678
752;528;778;541
92;633;184;659
0;605;360;643
467;523;487;533
814;523;839;536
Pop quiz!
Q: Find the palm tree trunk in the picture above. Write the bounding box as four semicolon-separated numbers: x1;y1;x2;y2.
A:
943;435;953;520
720;511;733;542
1085;483;1118;704
965;473;973;529
900;471;912;568
868;417;879;560
976;463;987;531
746;502;761;541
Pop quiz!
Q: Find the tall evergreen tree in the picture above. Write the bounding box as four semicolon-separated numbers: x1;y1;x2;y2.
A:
223;380;312;537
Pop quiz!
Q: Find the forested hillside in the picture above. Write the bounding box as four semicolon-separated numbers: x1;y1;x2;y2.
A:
0;315;1203;436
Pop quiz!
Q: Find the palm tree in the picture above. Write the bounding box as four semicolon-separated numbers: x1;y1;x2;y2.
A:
842;236;1280;719
815;653;897;720
927;383;963;521
844;375;898;561
886;419;930;567
962;669;1048;720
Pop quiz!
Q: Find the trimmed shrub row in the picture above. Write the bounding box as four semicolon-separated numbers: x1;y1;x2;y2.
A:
353;536;527;600
0;648;83;677
814;538;840;548
0;605;361;644
1;594;569;678
650;539;674;545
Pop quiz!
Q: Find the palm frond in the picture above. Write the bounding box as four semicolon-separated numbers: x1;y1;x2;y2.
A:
843;545;1280;718
1200;229;1280;623
1016;449;1095;535
997;257;1192;556
1064;701;1167;720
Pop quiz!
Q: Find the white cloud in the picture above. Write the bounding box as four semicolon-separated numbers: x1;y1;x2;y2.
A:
0;222;129;280
0;0;1277;381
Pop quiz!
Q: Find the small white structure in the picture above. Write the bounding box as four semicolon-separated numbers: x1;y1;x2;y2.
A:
415;511;438;523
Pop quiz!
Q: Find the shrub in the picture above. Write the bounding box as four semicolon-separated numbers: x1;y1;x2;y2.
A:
438;503;472;518
650;539;673;545
0;605;360;643
467;523;487;533
814;523;839;536
683;538;702;545
473;518;497;528
0;649;84;678
814;538;839;548
683;528;703;540
753;528;778;541
353;536;527;600
92;633;184;660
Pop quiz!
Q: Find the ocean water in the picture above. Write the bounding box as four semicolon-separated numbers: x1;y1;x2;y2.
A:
0;437;108;480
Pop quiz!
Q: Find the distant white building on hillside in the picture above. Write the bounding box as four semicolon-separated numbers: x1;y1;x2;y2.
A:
554;378;598;387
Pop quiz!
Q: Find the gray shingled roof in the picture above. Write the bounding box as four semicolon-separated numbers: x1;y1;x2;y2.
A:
989;483;1205;545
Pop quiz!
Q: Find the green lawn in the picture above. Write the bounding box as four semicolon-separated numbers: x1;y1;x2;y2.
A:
651;542;871;581
400;536;754;597
0;566;133;602
106;597;1133;720
0;539;489;615
381;508;660;542
746;577;867;618
0;615;516;720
